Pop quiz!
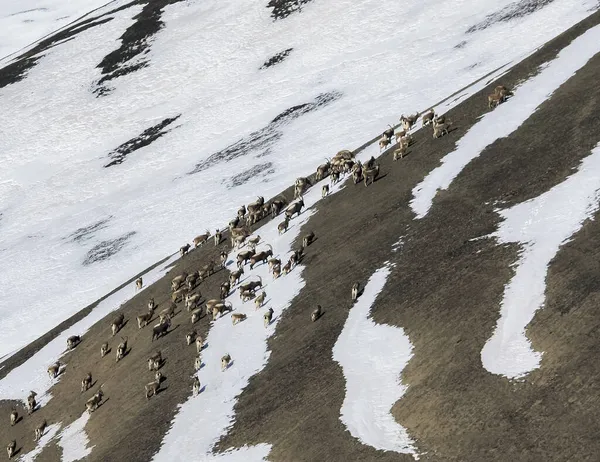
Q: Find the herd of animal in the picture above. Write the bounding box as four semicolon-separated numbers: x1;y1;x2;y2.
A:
4;84;512;458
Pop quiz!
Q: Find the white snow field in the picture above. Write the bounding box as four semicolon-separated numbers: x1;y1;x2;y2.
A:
332;264;418;459
481;142;600;379
410;22;600;219
152;140;373;461
0;0;113;61
0;0;597;361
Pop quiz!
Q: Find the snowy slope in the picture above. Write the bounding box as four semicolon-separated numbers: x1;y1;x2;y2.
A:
0;0;597;366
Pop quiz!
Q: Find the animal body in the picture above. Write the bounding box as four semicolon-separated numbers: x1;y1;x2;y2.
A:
231;313;247;325
34;420;47;441
152;317;171;341
47;361;61;379
116;337;128;362
111;313;125;336
264;308;274;327
322;185;329;198
10;410;18;427
311;305;322;322
27;391;37;415
180;243;191;257
362;164;380;187
254;291;266;309
351;282;360;301
136;277;143;290
221;354;231;371
67;335;81;350
86;388;104;413
81;373;93;393
101;342;109;358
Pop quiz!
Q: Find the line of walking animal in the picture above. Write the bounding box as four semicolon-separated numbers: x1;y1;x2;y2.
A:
7;81;513;457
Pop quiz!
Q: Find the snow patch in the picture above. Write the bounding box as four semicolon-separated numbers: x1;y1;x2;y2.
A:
18;423;61;462
481;142;600;379
333;264;418;458
57;412;94;462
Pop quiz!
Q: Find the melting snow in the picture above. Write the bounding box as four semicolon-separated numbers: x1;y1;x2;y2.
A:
481;142;600;379
332;264;418;458
57;412;94;462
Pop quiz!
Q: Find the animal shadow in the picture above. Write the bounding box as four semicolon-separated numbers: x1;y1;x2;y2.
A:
373;173;388;184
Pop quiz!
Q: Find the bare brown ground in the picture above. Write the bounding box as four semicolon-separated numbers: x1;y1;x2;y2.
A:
2;9;600;462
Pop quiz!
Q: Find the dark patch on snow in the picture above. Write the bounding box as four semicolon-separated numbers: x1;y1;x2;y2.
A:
66;217;113;243
0;0;138;89
188;90;343;175
8;8;49;17
260;48;293;69
454;40;467;49
267;0;313;20
93;0;186;96
226;162;275;188
466;0;556;34
83;231;136;265
104;115;181;167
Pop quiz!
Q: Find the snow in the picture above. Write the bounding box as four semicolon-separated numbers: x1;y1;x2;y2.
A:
332;264;418;458
481;142;600;379
410;22;600;219
0;252;179;407
152;145;366;461
0;0;596;362
17;423;61;462
57;412;94;462
0;0;114;61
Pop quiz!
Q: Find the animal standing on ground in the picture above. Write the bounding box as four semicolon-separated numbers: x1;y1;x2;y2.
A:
137;307;155;329
100;342;109;358
221;354;232;371
152;317;171;341
231;313;247;325
34;419;47;441
136;277;143;290
421;109;435;126
193;231;211;248
254;291;266;309
311;305;322;322
111;313;125;336
180;243;191;257
214;229;222;246
303;231;315;248
192;376;201;396
7;440;16;458
47;361;61;379
264;308;274;327
400;113;419;131
116;337;128;362
362;164;380;187
81;372;93;393
352;282;360;302
148;351;163;371
278;216;290;234
145;380;161;400
86;387;104;413
27;391;37;415
10;409;18;427
67;335;81;350
322;184;329;197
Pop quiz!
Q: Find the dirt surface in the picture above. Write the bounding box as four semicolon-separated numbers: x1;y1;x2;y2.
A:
2;8;600;462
